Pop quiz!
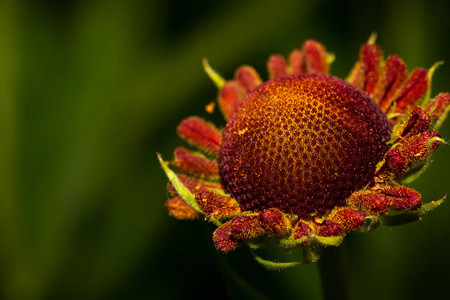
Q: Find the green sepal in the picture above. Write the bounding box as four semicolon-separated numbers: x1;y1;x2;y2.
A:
279;236;308;249
203;58;225;89
314;235;344;247
420;61;444;107
250;249;308;271
157;153;203;214
380;196;445;226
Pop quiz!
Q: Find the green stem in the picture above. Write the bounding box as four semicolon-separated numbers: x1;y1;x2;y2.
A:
318;245;349;300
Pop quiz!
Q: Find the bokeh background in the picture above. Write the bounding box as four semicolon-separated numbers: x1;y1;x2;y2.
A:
0;0;449;299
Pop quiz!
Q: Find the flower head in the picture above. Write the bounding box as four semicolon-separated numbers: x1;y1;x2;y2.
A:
158;36;449;269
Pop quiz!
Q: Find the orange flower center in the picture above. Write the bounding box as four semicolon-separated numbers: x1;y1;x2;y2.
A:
219;74;392;217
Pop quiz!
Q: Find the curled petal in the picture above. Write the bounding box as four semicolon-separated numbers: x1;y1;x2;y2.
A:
376;55;408;109
195;189;241;218
398;106;431;139
392;68;428;113
259;208;291;235
425;93;450;120
377;186;422;211
311;220;344;237
288;49;304;74
360;44;383;95
235;65;262;92
230;214;265;240
213;222;241;253
165;197;200;220
174;147;219;178
291;221;311;242
384;130;441;178
219;81;245;120
303;40;328;74
348;190;389;215
177;117;221;155
328;207;366;232
267;54;287;79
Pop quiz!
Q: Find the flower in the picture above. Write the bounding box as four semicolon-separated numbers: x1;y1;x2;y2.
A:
158;35;449;269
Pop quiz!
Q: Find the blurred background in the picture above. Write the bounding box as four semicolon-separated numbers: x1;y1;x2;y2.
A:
0;0;449;299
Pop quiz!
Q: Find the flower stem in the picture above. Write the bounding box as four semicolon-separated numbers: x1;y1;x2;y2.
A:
318;245;349;300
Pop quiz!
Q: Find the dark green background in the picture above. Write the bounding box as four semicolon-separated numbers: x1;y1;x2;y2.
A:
0;0;449;299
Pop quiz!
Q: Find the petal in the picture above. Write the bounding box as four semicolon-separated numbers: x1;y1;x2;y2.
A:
177;116;221;155
397;106;431;139
165;197;200;219
425;93;450;120
174;147;219;177
288;48;304;74
267;54;287;79
392;68;428;113
291;221;310;240
328;207;366;232
218;81;244;120
235;65;262;92
360;44;383;95
230;214;265;240
378;186;422;211
348;190;389;215
311;220;343;237
302;40;328;75
213;222;241;253
376;55;408;109
195;188;241;218
259;208;291;235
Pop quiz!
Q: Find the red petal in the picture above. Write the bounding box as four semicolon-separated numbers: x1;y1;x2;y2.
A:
177;117;221;155
392;68;428;113
219;81;244;120
425;93;450;120
174;147;219;177
328;207;366;232
267;54;287;79
195;188;240;218
230;214;265;240
377;55;407;110
348;190;389;215
213;222;241;253
235;65;262;92
259;208;291;235
312;220;343;237
303;40;328;75
398;106;431;139
165;197;200;219
288;49;304;74
360;44;383;95
291;221;310;240
379;186;422;211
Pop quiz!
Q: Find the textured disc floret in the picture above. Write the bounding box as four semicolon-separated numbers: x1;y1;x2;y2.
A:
220;74;392;217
